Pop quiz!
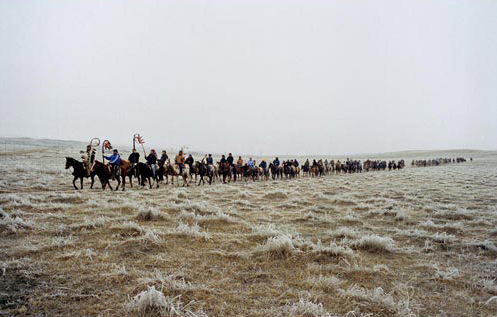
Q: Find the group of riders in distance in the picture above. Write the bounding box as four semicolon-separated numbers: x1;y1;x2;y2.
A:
64;136;470;191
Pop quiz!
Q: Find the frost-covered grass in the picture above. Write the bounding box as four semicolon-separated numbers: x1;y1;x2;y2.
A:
338;285;397;312
0;209;35;233
111;221;146;236
434;209;475;220
136;207;168;221
352;235;396;253
171;222;211;240
125;285;209;317
254;234;297;258
309;240;355;259
1;148;496;317
272;298;337;317
307;275;344;291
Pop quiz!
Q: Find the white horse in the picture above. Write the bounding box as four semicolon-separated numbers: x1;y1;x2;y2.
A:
166;160;190;187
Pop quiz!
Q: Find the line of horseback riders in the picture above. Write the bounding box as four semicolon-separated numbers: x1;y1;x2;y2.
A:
411;157;469;167
66;143;412;191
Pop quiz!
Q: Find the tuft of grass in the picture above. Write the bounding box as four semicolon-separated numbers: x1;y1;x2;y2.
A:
0;210;35;233
433;266;460;280
329;227;359;239
431;232;455;245
352;235;396;253
273;298;337;317
307;275;344;291
254;234;297;258
338;285;397;313
125;285;208;317
310;240;355;259
434;209;475;220
136;207;168;221
111;221;146;236
172;222;210;240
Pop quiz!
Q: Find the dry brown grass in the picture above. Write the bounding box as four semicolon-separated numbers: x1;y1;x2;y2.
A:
1;148;496;316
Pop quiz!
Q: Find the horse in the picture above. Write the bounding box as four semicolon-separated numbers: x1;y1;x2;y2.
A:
90;160;113;190
302;165;310;177
129;162;159;188
269;163;283;180
65;157;96;190
218;161;230;184
241;165;257;182
197;161;213;185
118;159;132;191
189;162;199;184
235;164;243;180
166;160;190;187
261;166;270;181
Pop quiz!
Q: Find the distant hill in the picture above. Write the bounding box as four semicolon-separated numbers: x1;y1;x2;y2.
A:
0;137;495;160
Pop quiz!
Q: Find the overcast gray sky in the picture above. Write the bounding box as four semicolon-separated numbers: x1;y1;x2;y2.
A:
0;0;496;155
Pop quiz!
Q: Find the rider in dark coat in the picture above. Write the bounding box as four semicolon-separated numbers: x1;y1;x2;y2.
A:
146;149;158;178
185;154;194;170
159;151;168;167
259;160;267;169
128;149;140;165
273;157;280;167
227;153;234;166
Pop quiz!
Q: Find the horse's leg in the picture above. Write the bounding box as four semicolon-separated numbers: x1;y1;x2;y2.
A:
90;175;95;189
129;175;133;188
72;176;78;190
121;175;126;191
80;177;84;189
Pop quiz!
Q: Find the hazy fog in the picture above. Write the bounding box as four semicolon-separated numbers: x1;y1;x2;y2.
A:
1;0;496;155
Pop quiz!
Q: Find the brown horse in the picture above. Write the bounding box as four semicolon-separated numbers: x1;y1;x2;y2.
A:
90;159;131;191
218;162;230;184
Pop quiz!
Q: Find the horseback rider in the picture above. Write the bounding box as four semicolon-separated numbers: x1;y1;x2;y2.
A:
128;149;140;166
104;149;121;181
220;155;227;164
159;150;168;167
82;144;96;176
227;153;234;166
237;156;243;166
247;157;255;170
206;154;214;174
175;150;185;174
294;159;299;167
273;157;280;167
146;149;158;178
185;154;194;171
259;159;267;170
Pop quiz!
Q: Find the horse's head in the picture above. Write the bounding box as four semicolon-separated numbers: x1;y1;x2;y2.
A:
65;157;72;169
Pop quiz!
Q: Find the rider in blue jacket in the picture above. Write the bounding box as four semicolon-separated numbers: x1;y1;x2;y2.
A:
105;149;121;180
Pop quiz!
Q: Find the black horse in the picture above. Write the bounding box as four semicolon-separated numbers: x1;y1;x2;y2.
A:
269;163;282;180
90;161;114;190
129;162;159;188
65;157;96;190
197;161;213;185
